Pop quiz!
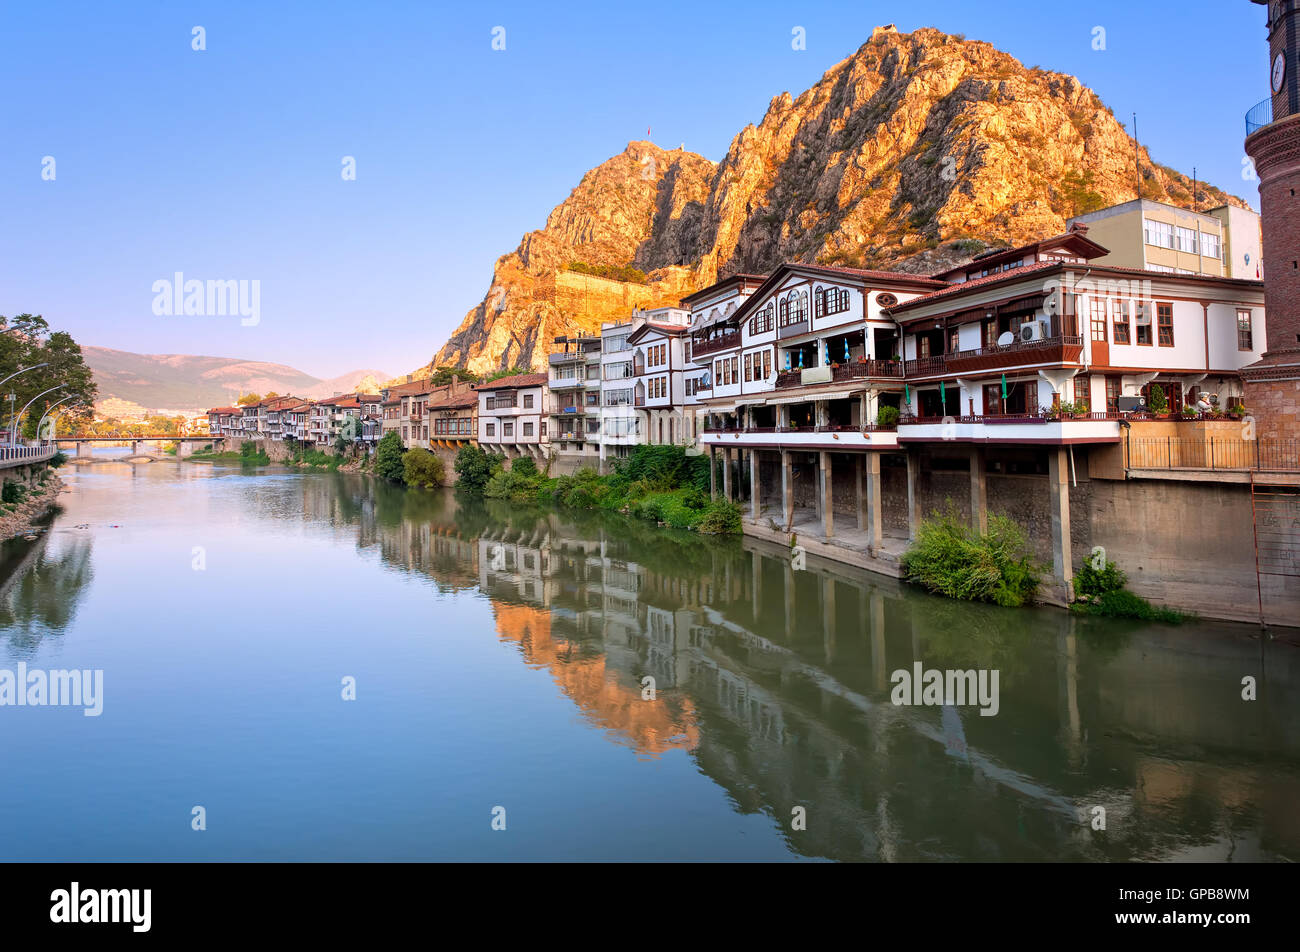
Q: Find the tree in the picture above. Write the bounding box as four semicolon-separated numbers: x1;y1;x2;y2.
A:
236;392;262;406
429;366;478;387
403;448;445;489
483;366;532;383
453;444;503;497
0;313;98;437
374;431;406;482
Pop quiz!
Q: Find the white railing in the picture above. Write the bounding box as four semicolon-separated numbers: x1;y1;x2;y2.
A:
0;444;57;465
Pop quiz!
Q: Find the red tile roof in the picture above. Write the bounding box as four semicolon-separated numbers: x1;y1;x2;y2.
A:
887;260;1060;312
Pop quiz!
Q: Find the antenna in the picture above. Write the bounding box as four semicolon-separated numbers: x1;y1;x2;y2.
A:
1192;166;1198;209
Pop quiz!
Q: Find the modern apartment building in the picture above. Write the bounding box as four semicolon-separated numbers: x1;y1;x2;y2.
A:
1067;199;1262;279
547;333;603;470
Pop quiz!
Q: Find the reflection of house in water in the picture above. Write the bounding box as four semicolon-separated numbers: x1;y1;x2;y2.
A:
460;512;1300;861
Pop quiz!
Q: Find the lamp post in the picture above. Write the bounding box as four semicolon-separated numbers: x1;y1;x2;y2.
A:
12;385;64;445
0;363;50;445
37;395;82;444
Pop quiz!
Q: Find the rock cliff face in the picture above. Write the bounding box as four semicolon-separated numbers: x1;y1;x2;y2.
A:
433;25;1246;374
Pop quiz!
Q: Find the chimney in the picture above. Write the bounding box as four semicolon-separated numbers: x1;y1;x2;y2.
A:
406;374;413;383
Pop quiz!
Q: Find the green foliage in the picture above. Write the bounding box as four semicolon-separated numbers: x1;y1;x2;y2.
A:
294;448;341;469
1;481;26;504
49;451;68;468
566;261;648;284
699;500;743;534
234;441;270;465
510;456;538;478
1147;384;1168;413
403;448;446;489
453;444;504;497
482;366;531;383
615;444;710;493
1058;168;1104;216
1073;557;1127;598
1071;590;1189;624
901;508;1041;607
876;405;900;427
429;366;478;386
374;431;406;482
484;465;545;503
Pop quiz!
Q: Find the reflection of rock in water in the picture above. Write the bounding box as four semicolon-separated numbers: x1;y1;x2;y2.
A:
0;532;94;648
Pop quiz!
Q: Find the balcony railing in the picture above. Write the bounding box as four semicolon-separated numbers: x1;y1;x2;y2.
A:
1130;437;1299;473
905;336;1083;376
900;410;1124;424
691;330;741;358
1246;97;1273;136
702;423;898;435
777;319;809;340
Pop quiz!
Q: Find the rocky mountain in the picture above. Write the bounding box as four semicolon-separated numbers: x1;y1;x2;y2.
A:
83;346;388;414
433;24;1246;374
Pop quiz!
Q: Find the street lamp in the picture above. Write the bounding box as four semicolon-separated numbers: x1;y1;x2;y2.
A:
37;395;83;444
11;385;64;445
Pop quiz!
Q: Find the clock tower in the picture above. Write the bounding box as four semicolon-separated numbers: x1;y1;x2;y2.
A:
1243;0;1300;442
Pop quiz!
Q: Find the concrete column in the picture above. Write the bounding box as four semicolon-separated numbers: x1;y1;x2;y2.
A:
855;455;866;531
864;453;883;553
969;445;988;534
781;450;794;528
709;445;716;500
749;449;760;522
820;451;834;539
1048;447;1074;600
905;451;922;541
722;447;733;502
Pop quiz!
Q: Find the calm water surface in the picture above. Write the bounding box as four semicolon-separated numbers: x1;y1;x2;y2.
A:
1;453;1297;861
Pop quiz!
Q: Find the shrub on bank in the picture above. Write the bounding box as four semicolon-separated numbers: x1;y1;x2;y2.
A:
1071;555;1189;623
374;432;405;483
403;448;445;489
1;481;27;505
454;444;504;497
49;451;68;468
901;508;1041;607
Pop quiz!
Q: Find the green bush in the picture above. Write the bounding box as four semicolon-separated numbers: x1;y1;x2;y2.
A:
374;431;406;483
49;451;68;468
1073;589;1188;624
484;466;544;503
510;456;538;478
403;448;446;489
453;444;503;497
1148;384;1167;413
699;500;743;534
1;481;25;504
901;509;1041;607
1073;557;1127;599
876;405;900;427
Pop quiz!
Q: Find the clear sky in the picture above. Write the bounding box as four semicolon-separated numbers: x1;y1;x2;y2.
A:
0;1;1272;379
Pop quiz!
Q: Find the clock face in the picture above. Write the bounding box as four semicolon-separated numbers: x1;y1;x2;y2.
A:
1274;52;1286;94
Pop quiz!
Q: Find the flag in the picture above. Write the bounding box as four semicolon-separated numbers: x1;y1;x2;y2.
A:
1001;374;1008;399
940;380;946;404
905;384;910;403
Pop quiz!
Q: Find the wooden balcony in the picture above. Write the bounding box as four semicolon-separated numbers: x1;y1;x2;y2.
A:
905;336;1083;377
777;319;809;340
691;329;741;357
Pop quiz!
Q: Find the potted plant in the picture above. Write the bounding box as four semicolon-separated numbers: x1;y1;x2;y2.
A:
1147;384;1168;417
876;405;901;428
1181;405;1197;419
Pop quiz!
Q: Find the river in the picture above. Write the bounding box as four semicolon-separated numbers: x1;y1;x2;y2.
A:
1;454;1297;861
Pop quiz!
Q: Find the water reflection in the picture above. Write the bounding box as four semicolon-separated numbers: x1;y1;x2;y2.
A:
278;471;1300;862
2;463;1296;861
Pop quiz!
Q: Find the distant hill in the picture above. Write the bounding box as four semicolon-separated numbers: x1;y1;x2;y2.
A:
82;346;388;414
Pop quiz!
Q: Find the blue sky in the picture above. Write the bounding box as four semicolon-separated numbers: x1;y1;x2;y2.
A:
0;1;1271;379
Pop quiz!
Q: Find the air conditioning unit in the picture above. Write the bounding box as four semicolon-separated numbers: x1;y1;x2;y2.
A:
1019;320;1050;343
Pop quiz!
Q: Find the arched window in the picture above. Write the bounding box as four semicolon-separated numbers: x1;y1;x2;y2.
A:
814;287;826;318
778;298;789;325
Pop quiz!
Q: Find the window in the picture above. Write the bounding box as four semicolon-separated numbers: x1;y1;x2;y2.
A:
1174;226;1198;254
814;287;848;318
540;421;546;436
1134;301;1153;345
604;334;629;353
1156;303;1174;346
1143;219;1175;249
1090;298;1107;342
523;422;534;436
503;422;514;437
485;423;496;437
731;356;739;383
1105;377;1122;412
605;360;633;380
1111;299;1130;344
750;303;774;335
523;393;534;409
763;349;772;379
780;289;808;326
948;328;960;354
1237;309;1254;350
744;353;753;382
1074;374;1091;412
1201;232;1221;260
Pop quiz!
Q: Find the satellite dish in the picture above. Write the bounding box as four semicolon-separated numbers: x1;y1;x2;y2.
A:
997;331;1015;347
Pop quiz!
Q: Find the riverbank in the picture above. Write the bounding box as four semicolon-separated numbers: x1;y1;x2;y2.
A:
0;471;64;540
